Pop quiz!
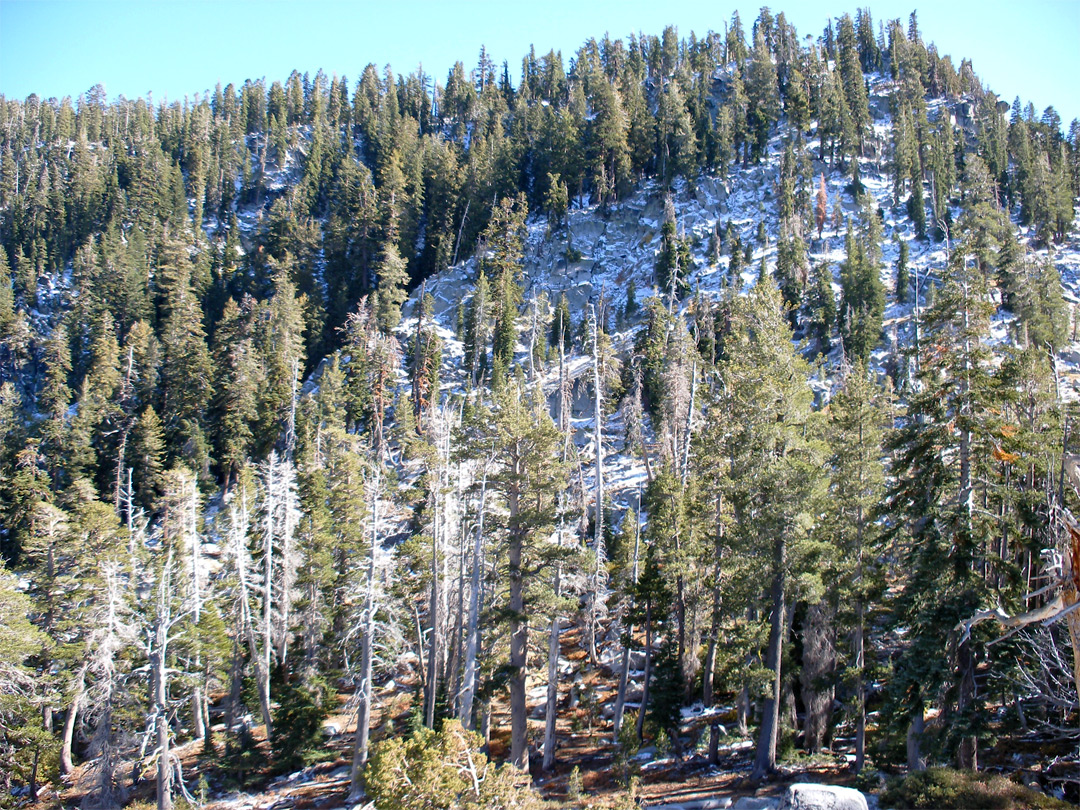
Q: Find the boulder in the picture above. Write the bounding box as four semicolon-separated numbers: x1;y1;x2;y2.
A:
778;784;868;810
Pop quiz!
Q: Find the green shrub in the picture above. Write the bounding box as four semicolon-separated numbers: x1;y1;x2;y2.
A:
270;678;329;773
612;714;641;788
568;765;583;801
880;767;1072;810
364;720;540;810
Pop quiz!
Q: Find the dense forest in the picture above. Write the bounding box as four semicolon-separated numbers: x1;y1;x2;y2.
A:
1;7;1078;810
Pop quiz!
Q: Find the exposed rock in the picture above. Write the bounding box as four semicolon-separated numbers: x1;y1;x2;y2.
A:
649;798;732;809
731;797;779;810
778;783;868;810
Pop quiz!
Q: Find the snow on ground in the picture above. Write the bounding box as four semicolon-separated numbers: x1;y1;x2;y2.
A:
400;77;1080;516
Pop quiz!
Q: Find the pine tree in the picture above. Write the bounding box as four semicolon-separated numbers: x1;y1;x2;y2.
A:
808;262;837;355
38;325;72;490
885;252;999;770
836;15;870;155
130;406;166;513
710;274;821;779
825;362;889;769
463;270;491;388
0;559;56;798
485;380;567;768
481;195;528;386
158;243;213;477
745;28;781;162
895;238;911;304
375;239;410;332
839;218;885;362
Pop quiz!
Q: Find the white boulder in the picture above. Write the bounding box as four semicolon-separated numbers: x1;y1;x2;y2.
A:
778;784;868;810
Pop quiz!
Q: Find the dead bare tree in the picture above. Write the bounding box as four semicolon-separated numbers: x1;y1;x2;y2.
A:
144;551;195;810
459;449;493;729
81;561;136;809
349;453;383;799
225;484;273;736
957;452;1080;720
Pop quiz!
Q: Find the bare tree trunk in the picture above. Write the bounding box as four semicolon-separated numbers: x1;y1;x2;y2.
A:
425;487;440;728
60;665;87;775
509;484;528;769
737;682;750;736
412;603;426;697
854;500;867;772
262;458;275;743
459;461;489;729
752;535;786;780
588;307;605;664
956;639;978;770
446;523;466;718
187;476;206;743
613;502;641;740
800;600;836;753
154;561;173;810
703;496;723;707
854;601;866;771
225;639;244;734
907;703;926;772
613;642;633;740
350;465;381;799
635;600;653;743
542;575;561;771
231;491;272;737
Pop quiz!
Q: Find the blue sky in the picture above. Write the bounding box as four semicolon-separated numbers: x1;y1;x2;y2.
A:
2;0;1078;127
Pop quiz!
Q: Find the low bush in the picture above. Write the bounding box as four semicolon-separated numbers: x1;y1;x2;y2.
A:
880;767;1072;809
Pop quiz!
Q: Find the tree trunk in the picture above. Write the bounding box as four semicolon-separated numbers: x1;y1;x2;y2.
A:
459;462;489;729
225;639;244;734
233;493;272;737
613;497;641;740
709;722;721;765
589;308;605;665
350;466;380;799
509;520;528;769
752;535;786;780
737;682;750;736
703;500;724;707
191;688;205;744
956;638;978;770
907;703;926;772
60;666;86;775
262;458;275;743
854;595;866;771
635;600;653;743
800;600;836;753
613;639;633;740
425;493;440;728
154;567;173;810
542;603;560;770
187;475;207;745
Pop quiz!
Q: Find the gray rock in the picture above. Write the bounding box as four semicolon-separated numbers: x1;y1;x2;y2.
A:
731;797;779;810
778;784;868;810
